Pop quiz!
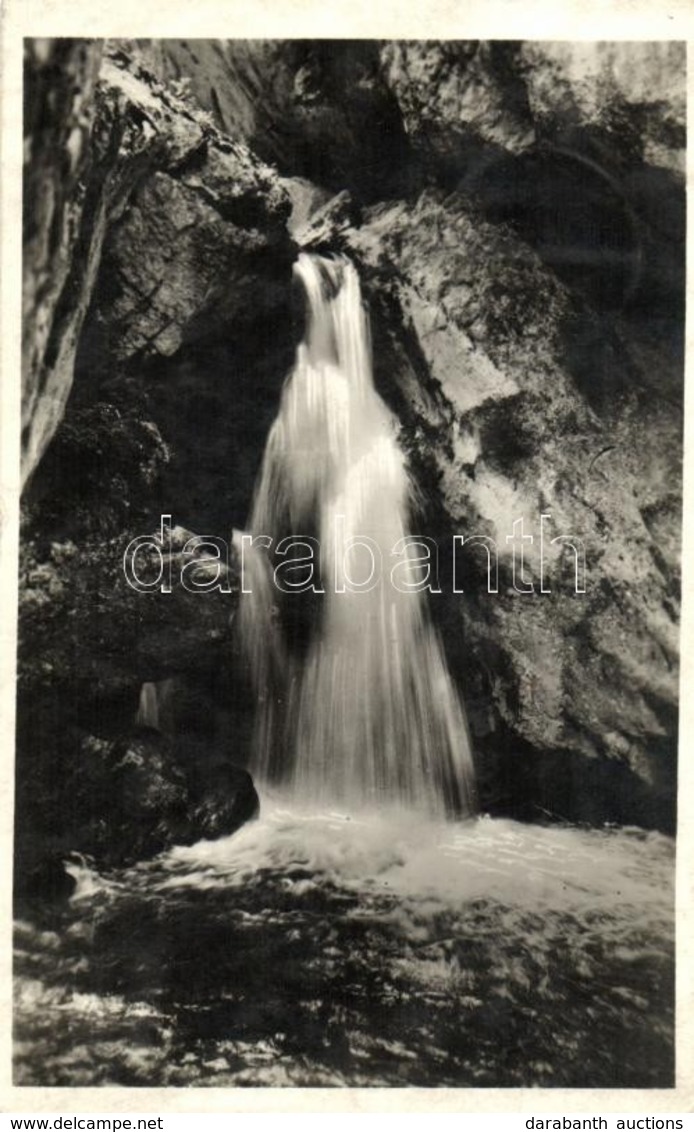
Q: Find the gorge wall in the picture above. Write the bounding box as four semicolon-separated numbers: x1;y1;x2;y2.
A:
18;39;684;883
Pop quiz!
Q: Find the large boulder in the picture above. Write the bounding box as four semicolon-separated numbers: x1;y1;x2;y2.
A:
14;725;259;892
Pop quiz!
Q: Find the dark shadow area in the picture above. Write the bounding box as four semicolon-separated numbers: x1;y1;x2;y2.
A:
466;145;643;311
458;139;685;410
480;730;677;835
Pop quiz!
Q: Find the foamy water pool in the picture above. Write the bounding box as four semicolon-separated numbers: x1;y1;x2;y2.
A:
15;806;674;1087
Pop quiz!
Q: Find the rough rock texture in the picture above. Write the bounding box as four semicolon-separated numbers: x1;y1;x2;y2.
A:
22;39;294;488
520;42;686;176
379;41;536;162
81;106;291;366
15;726;259;891
15;515;252;871
18;523;238;703
380;41;685;176
298;184;681;829
128;39;414;199
22;40;104;488
129;40;686;194
18;38;684;867
19;40;296;876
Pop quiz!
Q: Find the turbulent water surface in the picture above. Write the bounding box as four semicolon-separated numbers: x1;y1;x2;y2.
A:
15;805;674;1087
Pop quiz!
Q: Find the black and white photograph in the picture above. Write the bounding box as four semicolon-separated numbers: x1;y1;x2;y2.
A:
11;34;686;1092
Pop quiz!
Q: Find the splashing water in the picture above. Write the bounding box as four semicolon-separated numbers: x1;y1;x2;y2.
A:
239;253;476;817
14;810;675;1087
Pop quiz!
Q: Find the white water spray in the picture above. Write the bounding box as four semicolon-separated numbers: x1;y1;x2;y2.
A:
135;682;161;730
239;253;476;818
134;678;176;732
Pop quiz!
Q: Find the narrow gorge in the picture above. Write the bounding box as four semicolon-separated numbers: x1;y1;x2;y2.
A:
15;39;684;1088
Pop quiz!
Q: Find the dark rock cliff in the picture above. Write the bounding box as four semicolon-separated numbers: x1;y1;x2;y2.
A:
18;38;684;875
19;40;295;874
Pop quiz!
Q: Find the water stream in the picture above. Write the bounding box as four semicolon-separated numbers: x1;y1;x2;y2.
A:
240;254;475;817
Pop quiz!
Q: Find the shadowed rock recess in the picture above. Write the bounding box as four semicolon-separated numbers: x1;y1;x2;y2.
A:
19;39;683;884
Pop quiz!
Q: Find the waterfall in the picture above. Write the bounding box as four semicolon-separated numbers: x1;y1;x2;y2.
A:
136;682;161;730
239;253;476;818
135;679;175;732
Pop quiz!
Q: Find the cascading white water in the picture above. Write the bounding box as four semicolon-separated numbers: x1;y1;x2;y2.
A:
135;682;161;730
239;253;476;818
134;678;176;732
